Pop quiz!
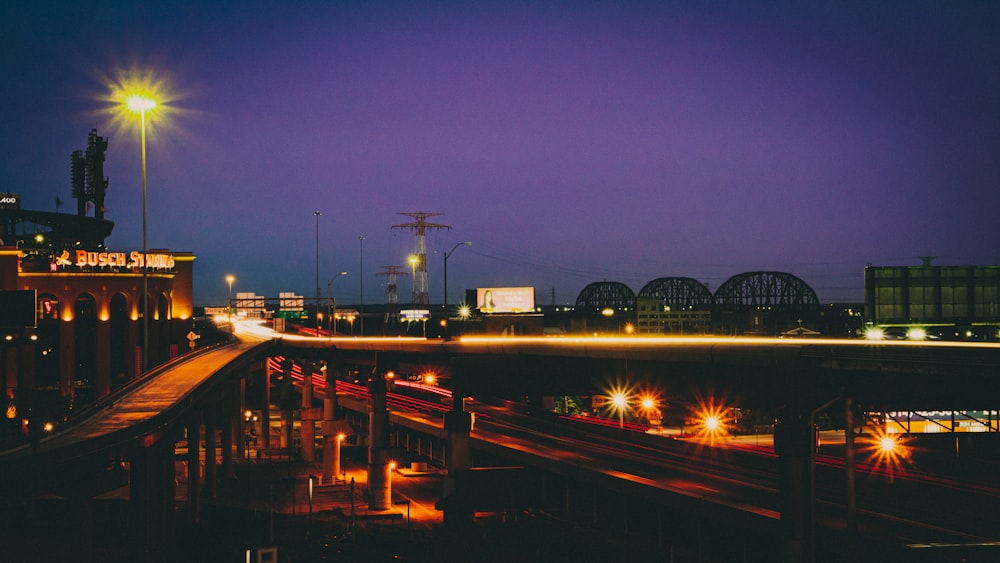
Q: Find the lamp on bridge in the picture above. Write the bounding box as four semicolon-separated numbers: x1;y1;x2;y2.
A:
327;271;347;335
443;241;471;339
125;92;158;372
610;390;629;429
226;275;235;333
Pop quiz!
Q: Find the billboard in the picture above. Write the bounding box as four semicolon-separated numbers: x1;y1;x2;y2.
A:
477;287;534;313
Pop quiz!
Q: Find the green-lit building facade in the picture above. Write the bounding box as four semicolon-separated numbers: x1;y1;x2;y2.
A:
864;265;1000;333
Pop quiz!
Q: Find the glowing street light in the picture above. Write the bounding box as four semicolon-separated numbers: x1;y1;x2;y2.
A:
610;390;630;429
408;255;419;305
327;271;347;334
443;241;471;312
878;435;898;455
226;275;235;333
640;396;657;411
333;432;346;478
314;210;322;334
861;427;910;486
864;327;885;340
704;414;722;432
125;93;157;373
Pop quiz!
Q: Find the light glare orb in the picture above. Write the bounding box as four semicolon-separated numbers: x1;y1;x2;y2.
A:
705;415;721;432
126;94;157;113
879;436;898;454
864;327;885;340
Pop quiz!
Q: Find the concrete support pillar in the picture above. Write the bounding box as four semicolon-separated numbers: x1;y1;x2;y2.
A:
262;359;272;452
442;374;474;528
845;395;857;561
367;363;391;510
301;363;316;463
438;370;480;562
280;358;293;453
221;386;234;479
205;400;217;499
236;376;246;460
186;416;202;524
774;413;814;563
321;366;341;482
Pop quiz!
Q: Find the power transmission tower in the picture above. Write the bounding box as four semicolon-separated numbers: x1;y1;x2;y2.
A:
377;265;408;333
391;212;450;306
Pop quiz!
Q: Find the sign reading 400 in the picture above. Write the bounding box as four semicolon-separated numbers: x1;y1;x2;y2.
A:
0;193;20;209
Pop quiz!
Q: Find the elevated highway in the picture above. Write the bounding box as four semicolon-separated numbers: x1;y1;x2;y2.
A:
2;322;998;562
271;330;1000;410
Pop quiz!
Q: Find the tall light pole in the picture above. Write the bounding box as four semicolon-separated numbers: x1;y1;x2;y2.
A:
408;255;419;306
327;271;347;335
314;210;321;334
443;241;471;313
611;391;629;429
443;241;471;339
226;275;235;334
127;94;157;373
358;235;365;336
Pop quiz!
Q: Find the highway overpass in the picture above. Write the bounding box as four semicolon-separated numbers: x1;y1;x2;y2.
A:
2;322;998;562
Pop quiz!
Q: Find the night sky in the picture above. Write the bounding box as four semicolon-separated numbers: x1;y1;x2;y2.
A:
3;1;999;306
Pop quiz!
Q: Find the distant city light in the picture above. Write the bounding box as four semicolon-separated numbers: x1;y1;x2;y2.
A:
864;327;885;340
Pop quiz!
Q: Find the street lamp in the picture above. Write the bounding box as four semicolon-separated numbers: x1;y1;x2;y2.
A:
334;432;346;480
611;391;629;429
327;271;347;335
314;210;322;334
359;235;365;336
226;275;235;334
408;255;419;306
126;93;157;373
443;241;471;314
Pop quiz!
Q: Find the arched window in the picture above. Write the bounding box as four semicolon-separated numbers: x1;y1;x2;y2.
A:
109;293;129;385
73;293;98;402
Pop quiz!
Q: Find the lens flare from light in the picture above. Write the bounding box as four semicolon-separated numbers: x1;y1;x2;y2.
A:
603;382;633;425
640;395;657;412
689;394;732;446
864;327;885;340
863;427;911;479
704;414;721;432
97;64;185;143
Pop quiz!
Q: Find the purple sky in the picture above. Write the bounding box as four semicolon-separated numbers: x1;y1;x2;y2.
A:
3;1;999;306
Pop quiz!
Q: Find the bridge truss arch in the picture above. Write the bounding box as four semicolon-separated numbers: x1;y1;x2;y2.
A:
575;281;636;314
638;277;713;309
714;271;819;309
711;272;820;335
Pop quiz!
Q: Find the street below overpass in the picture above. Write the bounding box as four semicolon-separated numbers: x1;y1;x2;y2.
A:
342;387;1000;562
